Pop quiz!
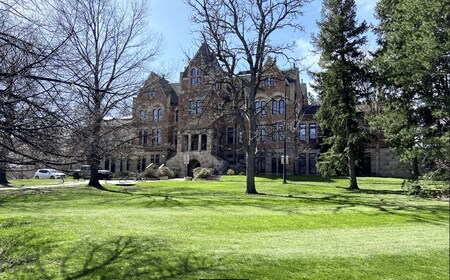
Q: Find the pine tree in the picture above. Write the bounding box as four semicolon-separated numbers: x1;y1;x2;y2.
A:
373;0;450;180
312;0;369;189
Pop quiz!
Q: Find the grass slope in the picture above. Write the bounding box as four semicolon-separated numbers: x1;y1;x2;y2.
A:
0;176;448;279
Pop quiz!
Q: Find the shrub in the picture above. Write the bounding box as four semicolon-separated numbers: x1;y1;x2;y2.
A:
115;170;130;178
158;166;174;178
144;167;159;178
193;167;213;179
226;169;236;175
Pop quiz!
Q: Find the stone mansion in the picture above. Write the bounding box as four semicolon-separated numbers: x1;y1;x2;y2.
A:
101;43;409;178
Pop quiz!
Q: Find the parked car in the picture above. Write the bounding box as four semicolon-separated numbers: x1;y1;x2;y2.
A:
72;165;112;180
34;169;66;179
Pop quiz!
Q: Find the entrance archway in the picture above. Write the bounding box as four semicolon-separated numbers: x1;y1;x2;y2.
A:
187;159;201;177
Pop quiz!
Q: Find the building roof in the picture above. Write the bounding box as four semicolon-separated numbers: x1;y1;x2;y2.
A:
302;104;320;115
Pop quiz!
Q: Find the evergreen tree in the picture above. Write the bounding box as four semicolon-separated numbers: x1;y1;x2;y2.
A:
312;0;369;189
373;0;450;180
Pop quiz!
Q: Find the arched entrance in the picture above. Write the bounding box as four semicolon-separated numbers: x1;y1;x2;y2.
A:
187;159;201;177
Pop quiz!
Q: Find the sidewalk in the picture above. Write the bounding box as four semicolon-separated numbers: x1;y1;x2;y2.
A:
0;180;89;191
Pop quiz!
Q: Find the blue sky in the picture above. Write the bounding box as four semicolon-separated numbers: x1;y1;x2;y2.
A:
148;0;378;95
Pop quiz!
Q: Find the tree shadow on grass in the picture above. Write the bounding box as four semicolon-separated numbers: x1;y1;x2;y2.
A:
256;191;449;226
1;221;213;280
58;236;212;280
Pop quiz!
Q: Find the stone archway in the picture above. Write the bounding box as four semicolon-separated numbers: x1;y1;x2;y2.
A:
187;159;201;177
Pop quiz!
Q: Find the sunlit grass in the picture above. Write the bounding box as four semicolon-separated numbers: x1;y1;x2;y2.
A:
0;176;448;279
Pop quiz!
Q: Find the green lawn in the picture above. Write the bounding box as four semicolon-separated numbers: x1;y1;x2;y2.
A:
0;176;448;279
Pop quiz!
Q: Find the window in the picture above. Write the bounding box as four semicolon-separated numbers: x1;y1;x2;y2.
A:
189;99;202;115
152;108;162;122
271;124;278;141
279;99;285;114
158;109;162;121
309;153;317;174
299;154;306;174
299;124;306;141
238;131;243;143
271;123;284;141
309;123;317;142
143;129;148;146
138;130;143;145
189;100;195;114
258;125;266;143
272;100;278;115
139;110;146;122
147;90;156;98
175;110;179;122
227;127;234;144
261;100;267;115
190;68;203;86
196;100;202;114
264;77;275;87
152;128;161;145
255;101;260;114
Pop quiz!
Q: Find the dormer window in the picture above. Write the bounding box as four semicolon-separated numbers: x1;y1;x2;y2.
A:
190;68;203;86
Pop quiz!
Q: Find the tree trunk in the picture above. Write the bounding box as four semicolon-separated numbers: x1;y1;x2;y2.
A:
411;156;419;180
0;166;9;186
348;150;359;190
246;140;257;194
88;98;102;189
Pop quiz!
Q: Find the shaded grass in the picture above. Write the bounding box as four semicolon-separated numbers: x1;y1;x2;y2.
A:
0;176;448;279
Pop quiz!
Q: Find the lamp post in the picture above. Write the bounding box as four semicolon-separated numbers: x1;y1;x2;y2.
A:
282;82;288;184
183;154;190;177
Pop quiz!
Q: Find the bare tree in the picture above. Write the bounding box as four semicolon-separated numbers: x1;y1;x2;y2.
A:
53;0;161;188
186;0;306;194
0;0;74;186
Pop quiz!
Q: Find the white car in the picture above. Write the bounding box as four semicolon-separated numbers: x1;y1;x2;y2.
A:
34;169;66;179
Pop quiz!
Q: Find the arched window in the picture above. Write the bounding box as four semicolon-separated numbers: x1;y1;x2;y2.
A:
261;101;267;115
157;109;162;121
272;100;278;115
255;101;260;114
152;109;157;122
279;99;285;114
191;68;203;86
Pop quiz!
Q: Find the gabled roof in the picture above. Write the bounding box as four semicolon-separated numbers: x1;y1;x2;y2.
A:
141;72;178;105
182;42;217;77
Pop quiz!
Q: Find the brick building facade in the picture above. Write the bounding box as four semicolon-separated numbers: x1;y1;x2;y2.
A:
102;43;410;178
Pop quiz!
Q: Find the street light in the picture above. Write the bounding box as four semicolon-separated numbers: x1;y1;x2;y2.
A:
282;81;288;184
183;154;190;177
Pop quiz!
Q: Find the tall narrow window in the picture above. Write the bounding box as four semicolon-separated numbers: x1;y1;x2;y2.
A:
309;153;317;174
157;109;162;121
259;125;266;143
138;130;143;145
196;100;202;114
255;101;260;114
152;109;157;122
309;123;317;142
143;129;148;146
227;127;234;144
189;100;195;114
299;153;306;174
261;100;267;115
272;100;278;115
271;124;278;141
279;99;285;114
157;128;161;145
191;68;197;86
299;124;306;141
